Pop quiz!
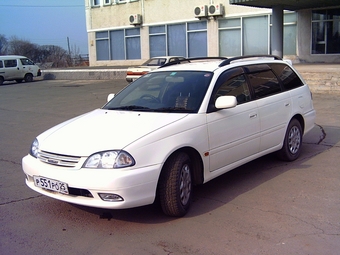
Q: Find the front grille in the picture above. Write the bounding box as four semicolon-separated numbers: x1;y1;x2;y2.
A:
38;151;81;167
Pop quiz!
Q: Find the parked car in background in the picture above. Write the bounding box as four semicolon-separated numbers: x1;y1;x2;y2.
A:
22;55;316;217
0;55;41;85
126;56;186;82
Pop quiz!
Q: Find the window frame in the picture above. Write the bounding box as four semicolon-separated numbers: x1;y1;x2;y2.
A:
149;21;207;58
95;28;141;61
92;0;100;7
311;8;340;55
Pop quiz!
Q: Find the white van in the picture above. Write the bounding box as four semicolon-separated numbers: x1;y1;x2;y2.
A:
0;55;41;85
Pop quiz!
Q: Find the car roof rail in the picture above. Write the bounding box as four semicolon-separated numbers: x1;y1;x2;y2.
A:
160;57;228;68
219;55;282;67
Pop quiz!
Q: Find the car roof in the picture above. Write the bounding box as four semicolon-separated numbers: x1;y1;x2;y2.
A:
0;55;28;59
151;56;184;59
153;55;288;73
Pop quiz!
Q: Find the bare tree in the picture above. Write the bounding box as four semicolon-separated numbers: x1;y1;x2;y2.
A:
39;45;71;67
8;36;39;60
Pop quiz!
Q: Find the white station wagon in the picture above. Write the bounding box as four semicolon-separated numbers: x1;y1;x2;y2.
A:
22;55;316;217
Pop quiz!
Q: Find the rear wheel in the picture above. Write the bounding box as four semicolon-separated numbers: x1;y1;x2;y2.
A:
277;119;302;161
24;73;33;82
159;152;192;217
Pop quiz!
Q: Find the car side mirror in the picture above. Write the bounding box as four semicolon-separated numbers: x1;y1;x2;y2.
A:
215;96;237;109
107;93;115;102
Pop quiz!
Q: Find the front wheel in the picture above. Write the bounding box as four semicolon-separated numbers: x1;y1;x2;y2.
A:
24;73;33;82
277;119;302;161
159;152;192;217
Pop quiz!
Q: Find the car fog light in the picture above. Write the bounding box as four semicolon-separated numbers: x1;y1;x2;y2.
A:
99;193;124;202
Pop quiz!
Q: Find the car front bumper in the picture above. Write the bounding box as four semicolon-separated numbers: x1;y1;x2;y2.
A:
22;155;161;209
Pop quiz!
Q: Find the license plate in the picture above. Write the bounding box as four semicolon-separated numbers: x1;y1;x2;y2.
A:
33;176;69;194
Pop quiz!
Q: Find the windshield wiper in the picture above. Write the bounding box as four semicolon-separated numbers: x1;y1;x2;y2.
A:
106;105;150;111
152;107;194;113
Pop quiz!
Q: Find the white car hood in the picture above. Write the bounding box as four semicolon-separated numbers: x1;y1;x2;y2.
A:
38;109;187;156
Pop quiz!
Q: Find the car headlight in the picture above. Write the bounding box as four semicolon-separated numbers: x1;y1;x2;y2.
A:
83;150;135;169
30;138;39;158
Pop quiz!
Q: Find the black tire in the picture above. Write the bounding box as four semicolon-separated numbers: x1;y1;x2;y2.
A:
277;119;302;161
24;73;33;82
159;152;192;217
0;76;4;85
16;79;23;83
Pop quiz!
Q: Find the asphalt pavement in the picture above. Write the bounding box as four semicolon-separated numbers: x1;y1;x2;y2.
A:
0;79;339;255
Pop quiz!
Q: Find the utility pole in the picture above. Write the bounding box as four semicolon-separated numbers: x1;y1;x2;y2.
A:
67;37;71;56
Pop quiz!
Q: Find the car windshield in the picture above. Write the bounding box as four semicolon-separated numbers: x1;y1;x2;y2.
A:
103;71;213;113
142;58;166;66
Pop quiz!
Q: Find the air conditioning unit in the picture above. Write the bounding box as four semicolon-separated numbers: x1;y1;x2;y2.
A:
129;14;142;25
194;5;207;18
208;4;224;16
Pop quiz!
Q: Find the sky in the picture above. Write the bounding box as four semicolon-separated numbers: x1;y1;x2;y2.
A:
0;0;88;54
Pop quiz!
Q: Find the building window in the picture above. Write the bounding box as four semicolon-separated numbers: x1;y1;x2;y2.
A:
168;24;186;57
312;8;340;54
282;13;297;55
243;16;269;55
104;0;111;5
96;31;109;60
149;21;207;58
219;13;297;57
149;26;166;57
92;0;100;6
96;28;141;61
219;19;241;57
125;28;141;59
188;21;207;57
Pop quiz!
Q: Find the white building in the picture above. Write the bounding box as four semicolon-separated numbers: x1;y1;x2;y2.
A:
85;0;340;66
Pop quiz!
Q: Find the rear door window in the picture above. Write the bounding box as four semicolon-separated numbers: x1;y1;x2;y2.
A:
246;69;281;99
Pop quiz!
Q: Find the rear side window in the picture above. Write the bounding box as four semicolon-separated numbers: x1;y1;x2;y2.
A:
246;70;281;99
4;59;17;68
0;61;3;68
270;63;304;90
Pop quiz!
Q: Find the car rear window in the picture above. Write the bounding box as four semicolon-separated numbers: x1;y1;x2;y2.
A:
270;63;304;90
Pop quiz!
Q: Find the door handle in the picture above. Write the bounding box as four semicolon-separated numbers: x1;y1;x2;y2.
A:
249;113;257;118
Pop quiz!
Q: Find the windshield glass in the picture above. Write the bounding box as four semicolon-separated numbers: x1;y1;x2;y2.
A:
142;58;166;66
103;71;213;113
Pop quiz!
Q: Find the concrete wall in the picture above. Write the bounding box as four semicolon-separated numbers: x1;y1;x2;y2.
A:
41;64;340;94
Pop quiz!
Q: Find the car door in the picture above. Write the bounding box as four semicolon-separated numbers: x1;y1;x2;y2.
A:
206;67;261;173
4;59;19;80
244;65;291;152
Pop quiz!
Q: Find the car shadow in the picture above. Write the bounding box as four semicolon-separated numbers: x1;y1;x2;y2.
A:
73;124;339;222
0;80;43;86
